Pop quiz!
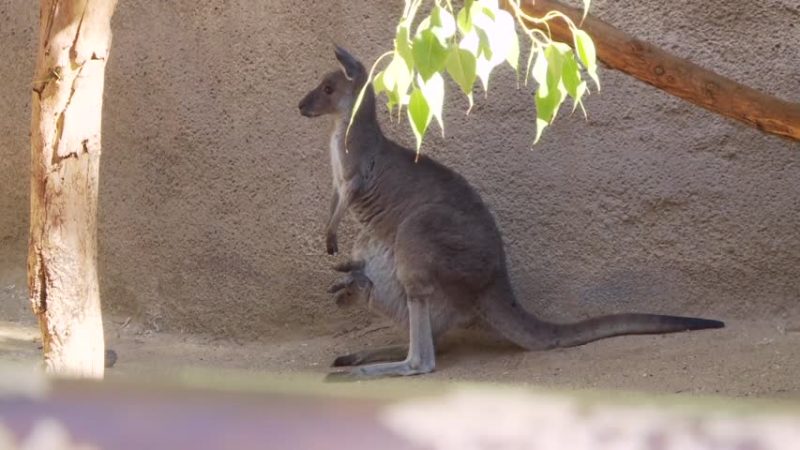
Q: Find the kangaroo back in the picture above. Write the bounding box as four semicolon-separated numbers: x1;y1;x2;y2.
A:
478;279;724;350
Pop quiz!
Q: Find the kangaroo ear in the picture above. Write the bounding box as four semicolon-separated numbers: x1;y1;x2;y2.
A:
334;46;363;81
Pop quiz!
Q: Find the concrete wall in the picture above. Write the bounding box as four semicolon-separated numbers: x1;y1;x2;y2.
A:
1;0;798;339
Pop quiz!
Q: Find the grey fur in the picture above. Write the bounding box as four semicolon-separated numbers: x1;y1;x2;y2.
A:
299;47;724;379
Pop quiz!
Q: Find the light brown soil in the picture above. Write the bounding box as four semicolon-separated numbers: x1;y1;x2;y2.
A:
3;317;799;400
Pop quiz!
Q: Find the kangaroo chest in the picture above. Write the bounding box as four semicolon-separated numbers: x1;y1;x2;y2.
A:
329;120;346;193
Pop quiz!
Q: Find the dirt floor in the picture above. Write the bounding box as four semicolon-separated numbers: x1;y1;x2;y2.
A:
2;317;799;401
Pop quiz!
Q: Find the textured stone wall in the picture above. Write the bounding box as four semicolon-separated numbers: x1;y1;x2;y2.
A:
1;0;798;338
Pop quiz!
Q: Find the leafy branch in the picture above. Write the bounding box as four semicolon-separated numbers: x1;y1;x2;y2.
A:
348;0;600;154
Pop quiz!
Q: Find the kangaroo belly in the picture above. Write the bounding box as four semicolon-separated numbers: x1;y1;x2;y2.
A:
351;230;476;336
351;230;406;323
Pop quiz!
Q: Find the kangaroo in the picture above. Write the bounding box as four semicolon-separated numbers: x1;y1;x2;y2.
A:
298;46;725;378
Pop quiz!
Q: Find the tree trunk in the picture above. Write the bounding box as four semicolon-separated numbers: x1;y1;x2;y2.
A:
505;0;800;141
29;0;118;378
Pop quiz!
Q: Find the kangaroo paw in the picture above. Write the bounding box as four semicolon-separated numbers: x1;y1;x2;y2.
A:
328;267;372;306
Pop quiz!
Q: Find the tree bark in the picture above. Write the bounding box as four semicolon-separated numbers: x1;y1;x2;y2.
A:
506;0;800;141
29;0;117;378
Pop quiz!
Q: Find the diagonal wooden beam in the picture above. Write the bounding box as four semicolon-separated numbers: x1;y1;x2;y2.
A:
505;0;800;141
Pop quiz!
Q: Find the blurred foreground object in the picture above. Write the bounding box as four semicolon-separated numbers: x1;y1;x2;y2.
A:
1;366;799;449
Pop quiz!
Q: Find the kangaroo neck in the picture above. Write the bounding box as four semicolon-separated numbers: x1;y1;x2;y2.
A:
333;86;382;159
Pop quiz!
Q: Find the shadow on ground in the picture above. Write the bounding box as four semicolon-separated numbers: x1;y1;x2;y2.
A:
4;318;798;400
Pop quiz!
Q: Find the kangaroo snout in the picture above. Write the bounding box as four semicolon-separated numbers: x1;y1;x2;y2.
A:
298;94;315;117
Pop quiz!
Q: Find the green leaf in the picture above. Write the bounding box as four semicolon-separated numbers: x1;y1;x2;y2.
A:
533;117;549;145
446;46;477;97
373;71;386;95
481;5;496;20
533;70;566;145
572;81;587;115
459;29;479;56
418;72;445;135
573;30;595;69
413;28;449;81
385;87;399;116
506;34;519;72
531;51;548;88
476;56;494;92
544;44;565;91
534;48;567;133
459;5;506;93
478;0;499;19
474;6;519;83
430;5;456;42
469;2;498;60
430;5;443;26
561;50;581;100
407;87;432;151
395;26;414;69
551;41;572;54
499;10;520;74
577;95;588;118
574;29;600;89
456;0;474;34
535;82;564;125
475;27;493;60
561;49;587;113
416;16;432;35
382;55;413;107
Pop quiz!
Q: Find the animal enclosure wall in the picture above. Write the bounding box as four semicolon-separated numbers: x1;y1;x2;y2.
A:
1;0;798;341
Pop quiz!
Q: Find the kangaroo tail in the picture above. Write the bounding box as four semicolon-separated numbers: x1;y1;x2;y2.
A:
477;281;724;350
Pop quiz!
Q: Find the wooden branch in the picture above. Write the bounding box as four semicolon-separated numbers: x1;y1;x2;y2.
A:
29;0;118;378
506;0;800;141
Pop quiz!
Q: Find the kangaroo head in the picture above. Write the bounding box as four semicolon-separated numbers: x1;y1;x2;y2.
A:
299;46;367;118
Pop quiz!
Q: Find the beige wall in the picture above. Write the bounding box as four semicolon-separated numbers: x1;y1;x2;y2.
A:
1;0;798;339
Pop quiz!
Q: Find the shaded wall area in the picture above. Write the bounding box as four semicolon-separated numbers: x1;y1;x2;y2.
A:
0;1;36;323
1;0;798;339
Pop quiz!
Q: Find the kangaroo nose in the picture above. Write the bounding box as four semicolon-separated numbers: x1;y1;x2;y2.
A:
298;97;311;116
299;95;317;117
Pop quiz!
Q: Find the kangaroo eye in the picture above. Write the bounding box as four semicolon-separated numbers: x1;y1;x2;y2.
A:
323;85;334;95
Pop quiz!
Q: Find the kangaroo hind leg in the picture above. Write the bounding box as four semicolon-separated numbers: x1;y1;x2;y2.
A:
326;294;435;380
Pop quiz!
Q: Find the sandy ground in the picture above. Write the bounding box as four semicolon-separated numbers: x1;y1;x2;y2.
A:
2;317;799;400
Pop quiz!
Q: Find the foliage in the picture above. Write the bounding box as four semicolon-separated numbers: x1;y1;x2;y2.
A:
349;0;600;153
